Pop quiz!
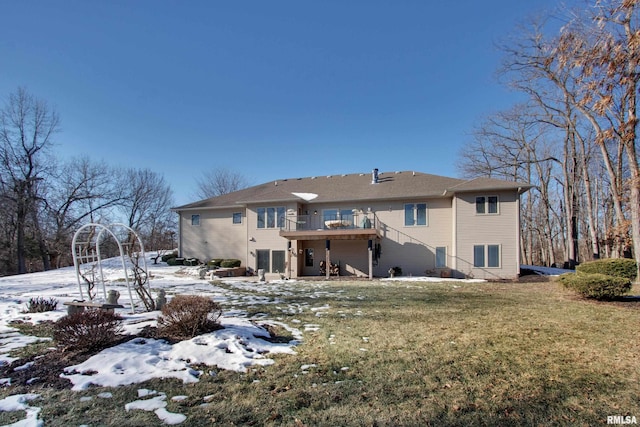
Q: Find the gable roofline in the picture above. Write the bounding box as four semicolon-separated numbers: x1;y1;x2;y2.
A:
442;177;534;195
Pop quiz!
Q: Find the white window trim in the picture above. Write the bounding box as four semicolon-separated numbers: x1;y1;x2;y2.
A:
435;246;447;268
232;212;243;225
404;203;428;227
475;195;500;215
473;244;501;268
256;206;286;229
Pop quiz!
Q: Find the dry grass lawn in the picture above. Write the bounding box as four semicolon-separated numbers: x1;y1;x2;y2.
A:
1;278;639;426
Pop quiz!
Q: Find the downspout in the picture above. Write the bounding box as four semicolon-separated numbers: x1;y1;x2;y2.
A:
516;189;523;278
451;195;457;274
246;208;250;275
178;212;183;257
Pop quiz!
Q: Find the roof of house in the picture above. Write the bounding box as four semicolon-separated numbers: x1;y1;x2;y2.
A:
173;171;532;210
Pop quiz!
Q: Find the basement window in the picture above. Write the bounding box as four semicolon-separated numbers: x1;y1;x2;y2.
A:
473;244;501;268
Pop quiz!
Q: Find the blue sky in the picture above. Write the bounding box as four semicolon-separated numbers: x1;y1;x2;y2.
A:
1;0;569;206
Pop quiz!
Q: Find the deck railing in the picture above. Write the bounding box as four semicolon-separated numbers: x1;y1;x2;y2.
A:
281;213;379;232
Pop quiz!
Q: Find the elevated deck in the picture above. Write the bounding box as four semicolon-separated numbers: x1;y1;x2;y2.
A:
279;214;382;241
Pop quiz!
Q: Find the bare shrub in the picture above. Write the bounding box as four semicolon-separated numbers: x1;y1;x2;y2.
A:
25;296;58;313
157;295;222;339
53;309;124;352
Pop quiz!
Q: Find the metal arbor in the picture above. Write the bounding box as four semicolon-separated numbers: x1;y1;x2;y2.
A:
71;223;155;313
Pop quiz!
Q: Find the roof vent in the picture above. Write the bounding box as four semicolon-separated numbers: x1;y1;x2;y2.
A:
372;168;379;184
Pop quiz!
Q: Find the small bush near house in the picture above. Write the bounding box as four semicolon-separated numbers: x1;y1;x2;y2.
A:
208;259;223;268
576;258;637;281
161;251;178;262
166;257;183;266
53;309;124;352
220;259;241;268
558;272;632;300
25;296;58;313
157;295;222;339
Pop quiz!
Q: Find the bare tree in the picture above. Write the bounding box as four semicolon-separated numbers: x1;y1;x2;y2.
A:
117;168;175;250
193;168;249;199
0;186;16;275
0;88;59;273
555;0;640;277
44;156;124;267
458;104;562;266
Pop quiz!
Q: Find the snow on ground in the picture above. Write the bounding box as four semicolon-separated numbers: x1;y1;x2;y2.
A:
0;259;490;425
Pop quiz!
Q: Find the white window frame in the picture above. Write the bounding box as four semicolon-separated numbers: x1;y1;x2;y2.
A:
232;212;242;225
473;244;501;268
435;246;447;268
404;203;428;226
475;196;499;215
191;214;200;226
256;206;285;229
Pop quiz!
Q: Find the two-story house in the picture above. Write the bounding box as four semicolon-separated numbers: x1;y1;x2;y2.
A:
172;170;531;280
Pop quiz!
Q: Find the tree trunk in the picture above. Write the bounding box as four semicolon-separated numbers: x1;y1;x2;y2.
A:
562;130;579;269
16;212;26;274
30;207;50;271
578;134;600;260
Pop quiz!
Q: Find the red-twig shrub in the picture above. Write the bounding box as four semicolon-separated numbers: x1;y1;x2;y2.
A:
157;295;222;339
53;309;124;352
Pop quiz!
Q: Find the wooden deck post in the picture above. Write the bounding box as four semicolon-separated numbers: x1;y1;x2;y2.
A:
325;239;330;279
287;241;292;279
368;239;373;279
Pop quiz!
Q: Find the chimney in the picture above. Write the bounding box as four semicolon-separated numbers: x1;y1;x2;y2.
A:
372;168;379;184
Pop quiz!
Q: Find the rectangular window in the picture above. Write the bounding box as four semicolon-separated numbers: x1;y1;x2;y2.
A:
416;203;427;225
404;203;428;226
488;245;500;267
473;245;485;267
257;208;265;229
256;250;270;272
232;212;242;224
488;196;499;214
476;196;499;215
256;206;285;229
474;244;501;268
191;214;200;226
436;247;447;268
404;204;414;226
272;250;286;274
267;207;276;228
